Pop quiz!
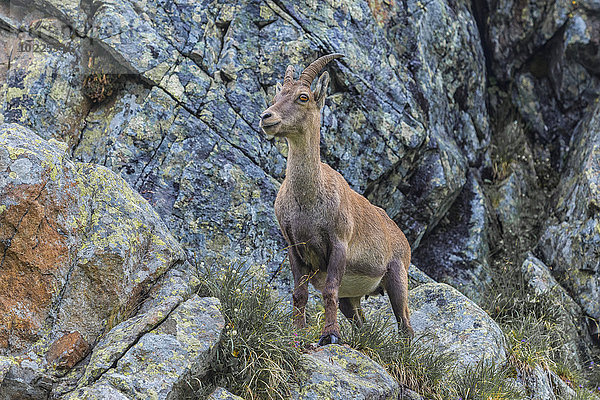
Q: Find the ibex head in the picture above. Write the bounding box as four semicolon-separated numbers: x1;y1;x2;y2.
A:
260;53;344;139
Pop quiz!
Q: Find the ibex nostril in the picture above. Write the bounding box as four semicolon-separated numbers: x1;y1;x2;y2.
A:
261;112;272;120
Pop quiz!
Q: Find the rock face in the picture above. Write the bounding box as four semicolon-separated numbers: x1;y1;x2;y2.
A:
521;254;592;364
409;283;507;369
477;0;600;165
0;0;491;278
1;0;600;398
0;123;184;354
292;345;399;400
413;171;491;302
538;102;600;338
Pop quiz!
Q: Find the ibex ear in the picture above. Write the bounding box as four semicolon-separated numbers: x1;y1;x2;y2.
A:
313;71;330;108
275;81;283;94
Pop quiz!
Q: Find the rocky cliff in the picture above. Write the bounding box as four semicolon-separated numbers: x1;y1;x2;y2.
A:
0;0;599;399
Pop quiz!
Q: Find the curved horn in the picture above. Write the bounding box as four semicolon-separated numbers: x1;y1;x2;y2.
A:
283;65;295;85
298;53;344;87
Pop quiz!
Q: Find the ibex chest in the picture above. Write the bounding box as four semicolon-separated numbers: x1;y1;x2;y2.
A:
276;202;332;268
286;217;331;271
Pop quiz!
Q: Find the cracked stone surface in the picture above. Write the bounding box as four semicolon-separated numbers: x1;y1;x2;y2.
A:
2;0;600;398
413;170;491;303
520;254;593;365
478;0;600;169
538;102;600;333
0;0;491;288
63;296;224;400
0;123;188;398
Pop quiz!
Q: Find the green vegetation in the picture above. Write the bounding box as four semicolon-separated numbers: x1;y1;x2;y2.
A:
341;311;521;400
192;262;532;400
195;262;301;400
482;257;600;399
335;310;456;398
452;360;522;400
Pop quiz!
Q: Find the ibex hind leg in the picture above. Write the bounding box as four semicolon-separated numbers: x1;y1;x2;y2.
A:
383;259;414;339
339;297;364;327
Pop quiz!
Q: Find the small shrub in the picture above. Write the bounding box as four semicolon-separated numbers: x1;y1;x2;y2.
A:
82;55;123;104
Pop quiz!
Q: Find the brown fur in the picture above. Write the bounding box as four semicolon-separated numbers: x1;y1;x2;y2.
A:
260;55;413;344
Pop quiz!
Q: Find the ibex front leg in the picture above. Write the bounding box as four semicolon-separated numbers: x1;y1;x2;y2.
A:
289;247;309;329
319;241;346;346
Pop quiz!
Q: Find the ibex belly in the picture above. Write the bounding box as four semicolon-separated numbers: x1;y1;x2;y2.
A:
339;274;382;297
310;270;383;298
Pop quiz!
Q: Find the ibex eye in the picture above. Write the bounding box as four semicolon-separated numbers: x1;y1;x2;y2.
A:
298;94;309;102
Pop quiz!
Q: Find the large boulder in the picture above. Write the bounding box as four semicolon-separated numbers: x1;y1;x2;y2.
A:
0;123;191;398
292;345;399;400
409;283;507;369
538;102;600;340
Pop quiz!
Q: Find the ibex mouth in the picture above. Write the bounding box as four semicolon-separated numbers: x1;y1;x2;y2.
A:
260;121;281;139
261;121;280;129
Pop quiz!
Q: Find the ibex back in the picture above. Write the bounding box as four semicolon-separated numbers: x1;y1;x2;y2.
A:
260;54;413;345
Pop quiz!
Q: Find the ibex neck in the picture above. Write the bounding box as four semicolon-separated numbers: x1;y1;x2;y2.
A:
285;130;323;204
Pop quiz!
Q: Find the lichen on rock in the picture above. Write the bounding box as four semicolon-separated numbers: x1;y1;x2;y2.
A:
0;123;190;398
409;283;507;369
65;296;224;400
292;345;399;400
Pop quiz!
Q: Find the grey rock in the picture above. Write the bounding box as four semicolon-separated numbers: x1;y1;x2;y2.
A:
486;119;541;242
407;264;436;289
409;283;507;369
0;0;491;282
65;296;224;400
0;124;188;398
548;369;577;400
538;102;600;334
399;388;424;400
528;364;557;400
519;364;577;400
207;387;245;400
521;254;591;365
413;170;491;302
292;345;399;400
481;0;600;166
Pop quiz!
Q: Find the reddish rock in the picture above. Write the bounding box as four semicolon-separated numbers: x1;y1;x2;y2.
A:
0;131;78;352
46;331;90;369
0;123;185;360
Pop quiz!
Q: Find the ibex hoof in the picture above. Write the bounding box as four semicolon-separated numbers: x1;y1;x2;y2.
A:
318;333;341;346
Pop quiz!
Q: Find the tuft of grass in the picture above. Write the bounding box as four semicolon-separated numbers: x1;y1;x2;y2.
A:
195;262;301;400
574;387;600;400
452;360;523;400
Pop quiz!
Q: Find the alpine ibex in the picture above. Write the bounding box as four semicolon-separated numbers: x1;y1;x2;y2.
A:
260;54;413;345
